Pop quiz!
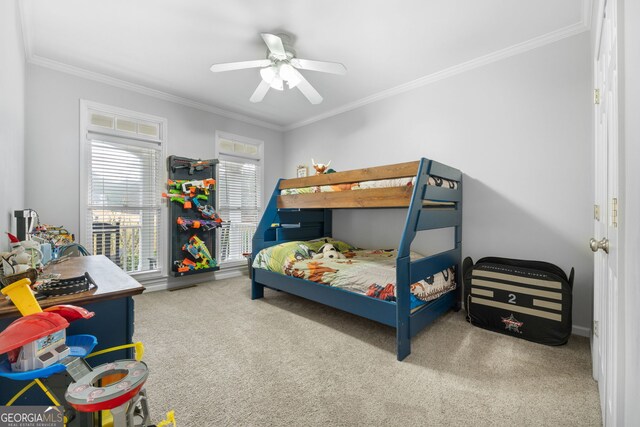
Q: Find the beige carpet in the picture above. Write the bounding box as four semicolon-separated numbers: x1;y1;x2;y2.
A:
133;275;600;426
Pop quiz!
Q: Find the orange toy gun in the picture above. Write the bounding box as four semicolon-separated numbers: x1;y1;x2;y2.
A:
175;258;196;273
176;217;222;232
167;179;216;196
181;178;216;196
161;193;207;209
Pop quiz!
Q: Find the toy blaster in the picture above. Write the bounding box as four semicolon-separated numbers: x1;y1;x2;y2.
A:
182;235;217;269
161;193;207;209
191;198;222;221
166;179;187;192
171;158;216;175
181;178;216;195
167;178;215;195
176;217;222;232
174;258;196;273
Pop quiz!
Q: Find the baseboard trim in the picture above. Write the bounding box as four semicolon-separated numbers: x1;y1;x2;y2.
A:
572;325;591;337
139;266;247;294
214;268;245;281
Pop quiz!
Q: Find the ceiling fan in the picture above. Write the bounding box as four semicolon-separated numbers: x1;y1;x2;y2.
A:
210;33;346;104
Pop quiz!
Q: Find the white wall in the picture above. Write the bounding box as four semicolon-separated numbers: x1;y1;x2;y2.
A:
24;65;284;282
621;0;639;422
0;0;26;251
283;33;593;332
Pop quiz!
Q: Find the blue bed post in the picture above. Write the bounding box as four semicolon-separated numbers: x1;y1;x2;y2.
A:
251;179;282;300
454;176;463;311
396;158;431;361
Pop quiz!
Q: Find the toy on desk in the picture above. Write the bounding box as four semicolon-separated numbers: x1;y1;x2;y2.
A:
35;272;98;298
0;268;38;289
176;217;222;232
31;224;75;249
1;242;44;275
0;278;176;427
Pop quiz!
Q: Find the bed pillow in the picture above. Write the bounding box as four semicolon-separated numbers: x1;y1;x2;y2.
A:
252;241;313;273
305;237;356;254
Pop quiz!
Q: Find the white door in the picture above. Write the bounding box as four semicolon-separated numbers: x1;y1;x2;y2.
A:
592;0;620;425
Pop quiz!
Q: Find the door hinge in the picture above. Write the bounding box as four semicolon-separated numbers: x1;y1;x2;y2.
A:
611;197;618;228
594;88;601;104
594;204;600;221
594;320;599;337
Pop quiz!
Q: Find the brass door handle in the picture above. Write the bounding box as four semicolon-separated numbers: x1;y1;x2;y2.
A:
590;237;609;254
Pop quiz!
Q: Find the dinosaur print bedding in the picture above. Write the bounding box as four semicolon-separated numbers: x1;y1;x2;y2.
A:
252;238;456;311
280;175;458;196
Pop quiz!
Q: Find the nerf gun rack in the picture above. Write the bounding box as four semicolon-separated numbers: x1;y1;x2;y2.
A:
166;156;220;277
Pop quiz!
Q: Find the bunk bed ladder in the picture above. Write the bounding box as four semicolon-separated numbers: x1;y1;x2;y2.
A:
397;159;430;360
251;179;332;300
397;157;463;361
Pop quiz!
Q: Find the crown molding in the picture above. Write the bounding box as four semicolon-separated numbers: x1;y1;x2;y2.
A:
284;10;591;131
18;0;32;60
27;55;285;131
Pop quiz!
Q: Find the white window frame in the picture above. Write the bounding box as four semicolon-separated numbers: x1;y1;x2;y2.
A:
79;100;168;279
214;131;264;268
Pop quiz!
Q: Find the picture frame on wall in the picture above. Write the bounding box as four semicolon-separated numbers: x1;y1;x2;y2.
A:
296;165;308;178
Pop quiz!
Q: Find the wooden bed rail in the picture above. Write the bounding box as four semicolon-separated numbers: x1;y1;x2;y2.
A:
277;159;461;209
279;161;420;189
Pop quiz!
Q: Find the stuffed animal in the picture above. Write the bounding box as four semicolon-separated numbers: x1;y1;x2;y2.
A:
0;243;44;276
311;159;331;175
312;243;346;260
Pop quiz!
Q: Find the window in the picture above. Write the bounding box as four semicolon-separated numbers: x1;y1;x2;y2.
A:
216;132;263;265
80;101;166;276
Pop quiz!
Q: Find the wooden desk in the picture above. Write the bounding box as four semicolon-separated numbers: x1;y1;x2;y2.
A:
0;255;144;318
0;255;145;407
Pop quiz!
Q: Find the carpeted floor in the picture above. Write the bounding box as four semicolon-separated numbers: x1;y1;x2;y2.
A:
133;275;600;426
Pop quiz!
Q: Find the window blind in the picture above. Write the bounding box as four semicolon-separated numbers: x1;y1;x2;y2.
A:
85;138;162;273
217;155;262;264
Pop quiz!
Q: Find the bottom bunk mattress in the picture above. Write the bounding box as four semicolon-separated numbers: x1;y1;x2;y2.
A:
252;238;456;311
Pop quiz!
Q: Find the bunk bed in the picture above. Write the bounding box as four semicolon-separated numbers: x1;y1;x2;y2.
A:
251;158;462;361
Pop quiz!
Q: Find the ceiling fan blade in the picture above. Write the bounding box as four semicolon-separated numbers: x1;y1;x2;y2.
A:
291;58;347;75
250;79;271;103
210;59;271;72
261;33;287;58
289;68;322;104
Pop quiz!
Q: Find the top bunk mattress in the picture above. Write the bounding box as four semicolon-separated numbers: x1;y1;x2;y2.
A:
252;238;456;310
280;175;458;196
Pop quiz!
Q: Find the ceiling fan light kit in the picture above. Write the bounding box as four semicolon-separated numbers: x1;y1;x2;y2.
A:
210;33;346;104
259;63;300;90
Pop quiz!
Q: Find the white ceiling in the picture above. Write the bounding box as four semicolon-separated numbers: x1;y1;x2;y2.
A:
22;0;587;129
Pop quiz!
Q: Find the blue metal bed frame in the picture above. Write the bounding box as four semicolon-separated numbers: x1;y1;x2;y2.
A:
251;158;462;361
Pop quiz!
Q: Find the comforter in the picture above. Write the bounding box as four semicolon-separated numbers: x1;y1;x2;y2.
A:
252;238;456;310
